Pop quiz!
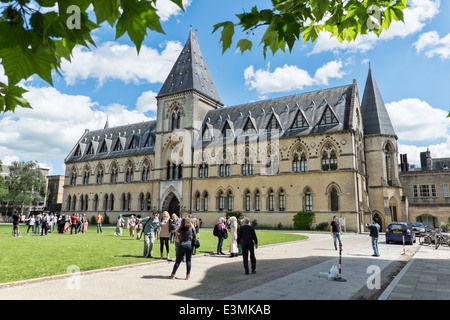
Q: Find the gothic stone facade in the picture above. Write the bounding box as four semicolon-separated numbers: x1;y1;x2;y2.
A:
62;31;407;232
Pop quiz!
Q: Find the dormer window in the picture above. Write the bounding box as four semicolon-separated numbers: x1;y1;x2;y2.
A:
319;106;338;125
267;115;281;131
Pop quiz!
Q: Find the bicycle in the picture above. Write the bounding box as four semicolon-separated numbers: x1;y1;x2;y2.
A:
421;229;436;246
435;230;450;249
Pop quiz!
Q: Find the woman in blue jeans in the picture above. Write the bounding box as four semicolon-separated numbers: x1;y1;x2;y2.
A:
170;218;194;280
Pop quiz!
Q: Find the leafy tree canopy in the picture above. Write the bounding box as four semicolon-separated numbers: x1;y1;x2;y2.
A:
0;0;409;114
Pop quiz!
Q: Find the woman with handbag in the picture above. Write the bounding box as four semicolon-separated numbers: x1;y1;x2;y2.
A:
170;218;194;280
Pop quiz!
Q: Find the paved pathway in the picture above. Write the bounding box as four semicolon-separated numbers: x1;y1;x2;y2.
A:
0;232;424;300
379;241;450;300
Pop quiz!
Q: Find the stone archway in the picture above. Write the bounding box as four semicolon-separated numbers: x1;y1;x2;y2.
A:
161;192;180;216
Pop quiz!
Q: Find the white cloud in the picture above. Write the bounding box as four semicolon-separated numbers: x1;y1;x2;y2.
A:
136;90;158;114
0;86;152;174
156;0;192;22
61;40;183;87
386;98;449;142
309;0;440;55
398;138;450;167
414;31;450;59
244;60;345;94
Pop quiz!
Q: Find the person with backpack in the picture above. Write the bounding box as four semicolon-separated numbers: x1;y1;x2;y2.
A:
214;217;227;255
140;212;160;258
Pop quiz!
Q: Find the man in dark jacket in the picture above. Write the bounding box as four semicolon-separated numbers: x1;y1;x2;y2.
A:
237;217;258;275
366;218;380;257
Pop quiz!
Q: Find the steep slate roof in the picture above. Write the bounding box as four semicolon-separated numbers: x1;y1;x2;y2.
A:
157;30;222;105
360;66;396;136
200;84;354;143
65;120;157;164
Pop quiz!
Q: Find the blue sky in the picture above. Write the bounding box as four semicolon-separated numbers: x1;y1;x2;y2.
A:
0;0;449;175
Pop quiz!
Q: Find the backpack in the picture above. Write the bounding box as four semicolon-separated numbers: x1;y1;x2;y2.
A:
213;223;219;237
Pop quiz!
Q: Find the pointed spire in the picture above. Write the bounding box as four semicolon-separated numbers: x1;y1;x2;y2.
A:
360;66;396;136
104;116;110;129
157;30;222;105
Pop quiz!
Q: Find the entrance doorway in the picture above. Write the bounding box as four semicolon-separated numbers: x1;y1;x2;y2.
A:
168;197;180;215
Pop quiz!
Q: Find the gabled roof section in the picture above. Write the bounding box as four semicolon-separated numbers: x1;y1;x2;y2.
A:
157;30;222;105
360;66;396;136
65;120;157;164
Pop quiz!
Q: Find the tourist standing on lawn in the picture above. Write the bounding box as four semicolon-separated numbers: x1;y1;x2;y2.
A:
170;217;194;280
330;216;343;250
140;212;160;257
70;213;78;235
96;212;103;234
12;210;21;237
26;214;35;235
159;211;171;260
114;214;125;236
237;217;258;275
34;213;41;235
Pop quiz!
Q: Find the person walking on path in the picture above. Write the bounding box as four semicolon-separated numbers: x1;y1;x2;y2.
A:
140;212;160;258
96;212;103;234
366;218;380;257
330;216;343;250
170;218;194;280
237;217;258;275
12;210;21;237
228;216;239;257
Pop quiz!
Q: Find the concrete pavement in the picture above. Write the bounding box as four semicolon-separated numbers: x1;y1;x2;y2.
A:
0;232;446;300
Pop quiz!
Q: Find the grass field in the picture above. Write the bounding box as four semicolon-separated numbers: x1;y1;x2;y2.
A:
0;224;307;283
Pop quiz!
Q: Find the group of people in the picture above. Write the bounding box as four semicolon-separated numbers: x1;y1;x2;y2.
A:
330;215;381;257
213;216;259;275
12;210;62;237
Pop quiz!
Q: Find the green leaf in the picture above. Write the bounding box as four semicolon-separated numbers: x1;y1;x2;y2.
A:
212;21;235;54
0;82;32;113
92;0;120;27
236;39;252;54
116;0;164;52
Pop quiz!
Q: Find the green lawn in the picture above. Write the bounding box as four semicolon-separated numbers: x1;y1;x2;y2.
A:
0;224;307;283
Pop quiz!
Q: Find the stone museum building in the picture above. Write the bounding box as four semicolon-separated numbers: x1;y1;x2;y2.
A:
62;30;409;232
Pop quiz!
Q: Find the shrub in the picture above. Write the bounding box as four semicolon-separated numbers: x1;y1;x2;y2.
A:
316;221;329;231
293;211;315;230
226;211;243;221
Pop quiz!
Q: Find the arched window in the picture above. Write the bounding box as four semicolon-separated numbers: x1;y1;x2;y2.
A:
196;192;201;211
305;188;312;212
110;164;118;183
279;189;286;211
245;191;251;211
203;192;209;211
330;187;339;212
93;194;99;211
70;170;77;185
227;191;234;211
385;144;393;186
110;194;115;211
268;189;275;211
103;194;109;211
218;191;224;211
171;107;181;130
83;169;90;185
300;153;307;172
67;195;71;211
146;193;151;211
322;144;338;171
96;166;104;184
293;154;300;172
255;190;261;211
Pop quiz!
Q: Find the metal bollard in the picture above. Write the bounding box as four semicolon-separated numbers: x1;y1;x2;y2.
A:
334;244;347;282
